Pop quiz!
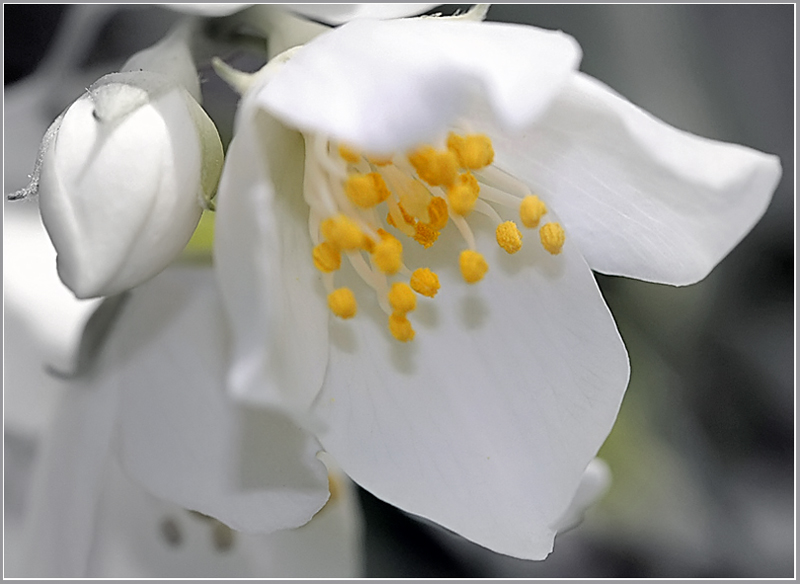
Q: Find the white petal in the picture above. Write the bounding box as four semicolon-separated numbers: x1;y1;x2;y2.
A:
553;458;611;533
16;351;121;577
312;219;629;559
162;4;252;17
494;72;782;286
113;266;331;534
214;77;329;414
282;4;439;24
84;458;363;577
258;18;581;153
243;463;364;577
3;204;101;433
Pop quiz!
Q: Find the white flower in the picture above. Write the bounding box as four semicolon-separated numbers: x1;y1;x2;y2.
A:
208;13;780;560
4;211;363;577
12;257;608;574
20;23;224;299
3;202;101;576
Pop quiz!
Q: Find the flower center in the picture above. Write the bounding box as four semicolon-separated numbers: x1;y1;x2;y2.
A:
302;131;565;342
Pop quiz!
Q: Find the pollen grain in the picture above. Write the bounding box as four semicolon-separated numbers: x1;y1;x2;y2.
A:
459;250;489;284
410;268;440;298
447;132;494;169
321;215;366;251
388;282;417;314
345;172;391;208
372;232;403;275
496;221;523;254
408;146;458;187
328;288;357;319
312;241;341;272
520;195;547;229
539;222;565;255
388;313;415;342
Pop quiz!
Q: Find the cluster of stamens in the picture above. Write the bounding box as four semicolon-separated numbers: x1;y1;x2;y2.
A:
303;130;565;342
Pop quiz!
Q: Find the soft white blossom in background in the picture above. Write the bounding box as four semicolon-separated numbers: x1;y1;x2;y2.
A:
3;206;96;576
4;210;364;578
17;20;223;299
3;3;784;577
2;6;360;578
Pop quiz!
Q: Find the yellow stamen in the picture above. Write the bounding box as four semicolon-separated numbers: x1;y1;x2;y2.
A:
459;250;488;284
338;144;361;164
520;195;547;229
539;222;565;255
372;232;403;275
496;221;523;254
410;268;440;298
447;172;480;216
388;313;415;342
321;215;366;250
447;132;494;169
426;197;449;231
328;288;357;319
306;133;564;343
345;172;391;208
312;241;341;272
408;146;458;187
413;223;440;248
388;282;417;314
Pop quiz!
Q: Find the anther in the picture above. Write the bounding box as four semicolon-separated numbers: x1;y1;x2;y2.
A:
459;250;489;283
413;223;440;248
345;173;391;208
408;146;458;187
388;282;417;314
410;268;440;298
388;313;415;342
520;195;547;228
372;232;403;274
306;129;562;343
447;172;480;216
539;222;565;255
321;215;366;250
496;221;523;254
328;287;357;319
447;133;494;169
312;241;341;272
426;197;449;231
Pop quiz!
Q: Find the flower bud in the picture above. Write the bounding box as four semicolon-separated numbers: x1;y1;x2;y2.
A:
37;71;223;298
